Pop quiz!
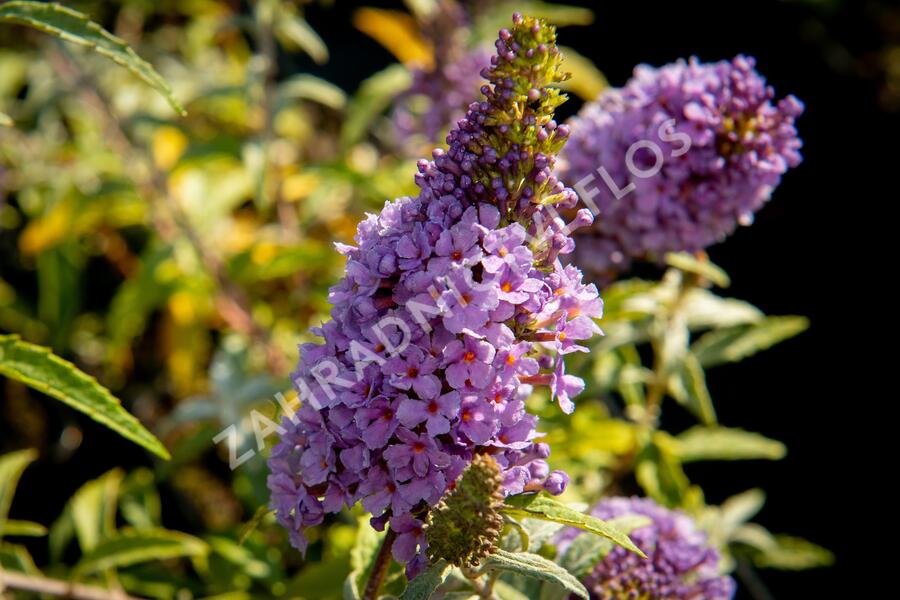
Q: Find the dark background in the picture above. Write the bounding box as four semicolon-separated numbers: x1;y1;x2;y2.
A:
295;1;889;594
8;0;892;597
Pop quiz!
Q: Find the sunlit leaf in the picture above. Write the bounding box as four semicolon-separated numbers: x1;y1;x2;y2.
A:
677;427;786;462
278;74;347;111
503;493;645;558
668;353;716;425
744;533;834;570
692;316;809;368
484;549;588;600
344;516;384;600
353;7;432;66
0;1;185;115
0;520;47;537
0;110;11;126
399;560;449;600
559;515;651;578
73;528;208;576
0;449;37;530
665;252;730;287
274;9;329;64
0;335;170;459
0;542;40;574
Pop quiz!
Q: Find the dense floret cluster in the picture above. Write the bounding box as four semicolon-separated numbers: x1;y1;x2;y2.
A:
559;497;736;599
268;14;602;576
559;56;803;278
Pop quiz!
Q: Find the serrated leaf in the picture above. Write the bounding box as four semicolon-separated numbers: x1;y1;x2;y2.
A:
668;353;716;425
73;528;208;576
0;450;37;531
399;560;449;600
677;427;786;462
665;252;730;287
484;549;588;600
0;111;11;126
341;64;412;149
692;316;809;368
0;1;185;115
558;46;606;100
0;335;170;459
559;515;651;578
503;494;645;558
0;520;47;537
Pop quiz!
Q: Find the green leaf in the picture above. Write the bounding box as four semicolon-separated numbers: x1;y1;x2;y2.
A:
668;353;716;425
0;335;170;459
341;64;411;150
207;535;271;579
677;427;786;462
278;74;347;111
665;252;730;287
0;542;40;574
484;549;588;600
238;506;274;545
0;1;185;115
0;520;47;537
747;534;834;570
503;493;645;558
0;110;11;127
635;433;690;507
399;560;449;600
273;11;328;64
73;528;208;576
681;289;763;330
559;516;651;578
344;515;384;600
692;316;809;368
0;450;37;531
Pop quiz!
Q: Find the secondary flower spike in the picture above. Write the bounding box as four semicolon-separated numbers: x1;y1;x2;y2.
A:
267;13;603;578
559;56;804;278
558;497;736;599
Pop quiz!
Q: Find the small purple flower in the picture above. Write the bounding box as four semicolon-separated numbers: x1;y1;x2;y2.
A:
397;391;461;436
444;336;496;390
383;348;442;399
384;428;451;477
355;396;401;450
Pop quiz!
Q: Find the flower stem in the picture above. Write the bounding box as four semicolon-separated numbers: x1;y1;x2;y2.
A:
363;528;397;600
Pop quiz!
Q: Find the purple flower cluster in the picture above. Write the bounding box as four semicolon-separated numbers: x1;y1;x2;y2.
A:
559;55;804;277
268;14;602;577
559;497;735;599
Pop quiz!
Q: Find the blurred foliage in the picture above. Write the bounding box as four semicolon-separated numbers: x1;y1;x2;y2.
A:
0;1;837;599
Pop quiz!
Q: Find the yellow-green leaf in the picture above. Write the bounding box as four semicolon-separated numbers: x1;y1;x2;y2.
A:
0;111;11;127
0;449;37;528
665;252;730;287
484;550;588;600
503;493;646;558
73;528;208;576
353;7;432;66
0;1;185;115
677;426;786;462
0;335;170;459
692;316;809;368
0;520;47;537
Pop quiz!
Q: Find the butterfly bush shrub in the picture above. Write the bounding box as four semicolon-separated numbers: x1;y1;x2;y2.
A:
268;12;606;578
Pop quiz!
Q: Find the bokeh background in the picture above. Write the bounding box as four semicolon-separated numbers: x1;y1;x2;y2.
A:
2;0;891;597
